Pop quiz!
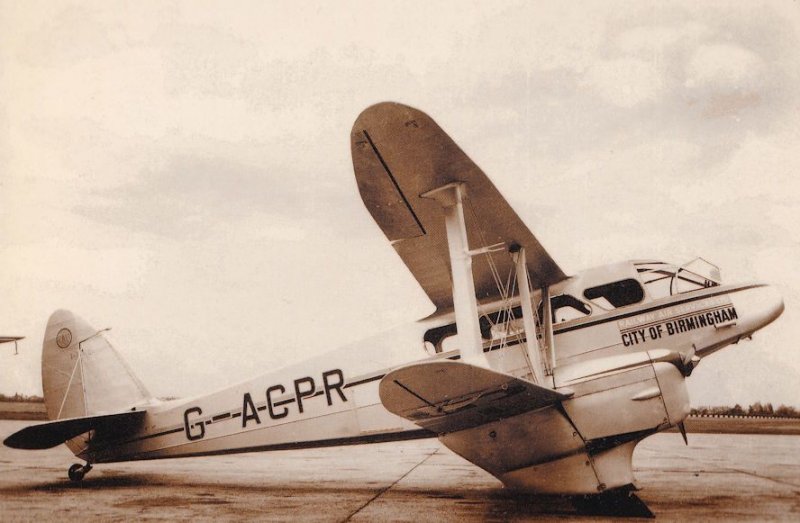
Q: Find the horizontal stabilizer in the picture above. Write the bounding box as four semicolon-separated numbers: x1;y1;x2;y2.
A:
379;361;570;434
3;410;145;450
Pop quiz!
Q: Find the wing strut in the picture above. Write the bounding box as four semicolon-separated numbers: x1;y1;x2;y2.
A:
511;246;546;384
542;285;555;376
420;182;486;365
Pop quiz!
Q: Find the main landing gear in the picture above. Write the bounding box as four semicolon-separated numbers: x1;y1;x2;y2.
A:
68;463;93;482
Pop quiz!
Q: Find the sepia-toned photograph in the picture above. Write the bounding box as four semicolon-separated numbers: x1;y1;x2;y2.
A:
1;1;798;520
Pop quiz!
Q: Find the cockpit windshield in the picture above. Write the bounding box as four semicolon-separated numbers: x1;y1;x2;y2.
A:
634;258;721;299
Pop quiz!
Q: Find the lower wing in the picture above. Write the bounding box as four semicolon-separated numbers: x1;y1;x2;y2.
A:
379;360;571;434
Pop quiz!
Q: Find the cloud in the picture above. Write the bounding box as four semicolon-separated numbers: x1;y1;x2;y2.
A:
683;43;767;118
684;43;764;91
582;58;666;107
14;4;117;67
616;22;712;56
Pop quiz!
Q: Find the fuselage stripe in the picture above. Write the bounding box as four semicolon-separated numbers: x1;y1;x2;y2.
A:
553;284;761;334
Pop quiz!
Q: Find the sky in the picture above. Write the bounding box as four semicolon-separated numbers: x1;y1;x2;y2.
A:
1;1;799;407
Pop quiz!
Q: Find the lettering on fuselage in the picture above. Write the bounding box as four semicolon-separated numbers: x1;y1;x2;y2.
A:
183;406;205;440
619;305;738;347
182;368;347;441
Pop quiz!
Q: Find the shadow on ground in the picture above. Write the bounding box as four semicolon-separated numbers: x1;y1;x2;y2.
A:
485;488;654;519
2;472;654;519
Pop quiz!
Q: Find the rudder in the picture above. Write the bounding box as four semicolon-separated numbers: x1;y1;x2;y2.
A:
42;310;151;422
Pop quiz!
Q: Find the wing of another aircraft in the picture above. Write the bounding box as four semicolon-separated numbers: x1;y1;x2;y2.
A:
379;361;571;434
351;102;567;314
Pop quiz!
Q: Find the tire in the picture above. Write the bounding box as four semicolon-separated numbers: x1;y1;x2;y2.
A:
68;463;84;482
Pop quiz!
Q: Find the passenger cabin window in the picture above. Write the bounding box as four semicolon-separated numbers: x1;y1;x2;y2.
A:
583;279;644;310
550;294;592;323
538;294;592;323
424;323;457;354
481;307;525;348
423;306;527;354
424;293;596;354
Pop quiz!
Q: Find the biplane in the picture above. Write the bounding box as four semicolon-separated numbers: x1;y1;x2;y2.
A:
4;103;784;495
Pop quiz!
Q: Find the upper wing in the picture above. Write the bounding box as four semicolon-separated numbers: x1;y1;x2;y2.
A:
379;360;571;434
3;410;145;450
351;102;567;313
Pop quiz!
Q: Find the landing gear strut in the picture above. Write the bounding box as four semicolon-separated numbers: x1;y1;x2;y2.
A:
68;463;92;482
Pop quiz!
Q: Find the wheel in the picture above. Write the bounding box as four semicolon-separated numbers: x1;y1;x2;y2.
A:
68;463;85;482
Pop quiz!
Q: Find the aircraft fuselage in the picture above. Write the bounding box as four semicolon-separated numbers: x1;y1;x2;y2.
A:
81;262;783;468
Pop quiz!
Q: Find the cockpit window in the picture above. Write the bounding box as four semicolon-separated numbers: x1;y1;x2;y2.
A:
635;259;720;299
584;279;644;310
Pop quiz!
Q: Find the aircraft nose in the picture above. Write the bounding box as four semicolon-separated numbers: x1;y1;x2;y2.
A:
760;284;784;324
740;283;784;333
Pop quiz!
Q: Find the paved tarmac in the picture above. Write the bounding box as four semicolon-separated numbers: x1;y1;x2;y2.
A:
0;420;798;521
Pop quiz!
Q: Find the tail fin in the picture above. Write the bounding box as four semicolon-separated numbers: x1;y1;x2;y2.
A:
42;310;151;423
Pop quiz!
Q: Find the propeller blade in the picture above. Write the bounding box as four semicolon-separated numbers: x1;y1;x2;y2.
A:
677;421;688;445
680;344;700;376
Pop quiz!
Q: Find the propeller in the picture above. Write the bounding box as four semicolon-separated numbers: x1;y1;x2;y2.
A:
680;344;701;376
677;421;688;445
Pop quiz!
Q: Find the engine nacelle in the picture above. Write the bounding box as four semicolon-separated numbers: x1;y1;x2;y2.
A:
442;351;692;495
556;350;690;441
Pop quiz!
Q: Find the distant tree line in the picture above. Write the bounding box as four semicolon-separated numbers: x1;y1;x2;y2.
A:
0;393;180;403
691;402;800;418
0;393;44;403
